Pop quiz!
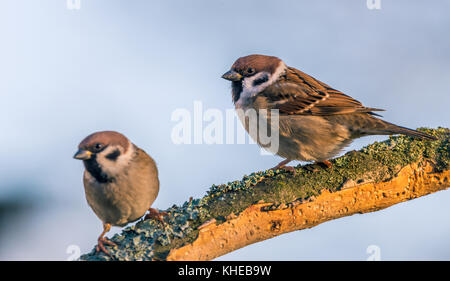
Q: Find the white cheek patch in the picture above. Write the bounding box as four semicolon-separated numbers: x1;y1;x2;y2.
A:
236;61;287;109
96;142;134;177
241;71;271;97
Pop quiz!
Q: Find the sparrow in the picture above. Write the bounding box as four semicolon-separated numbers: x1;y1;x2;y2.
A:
222;54;436;172
74;131;162;256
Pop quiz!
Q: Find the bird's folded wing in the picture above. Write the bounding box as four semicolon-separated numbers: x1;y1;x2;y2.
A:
261;67;384;116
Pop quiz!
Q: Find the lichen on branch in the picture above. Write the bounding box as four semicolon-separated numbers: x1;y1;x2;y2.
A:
80;127;450;261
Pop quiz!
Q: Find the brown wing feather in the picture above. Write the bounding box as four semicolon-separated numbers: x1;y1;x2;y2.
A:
261;67;384;116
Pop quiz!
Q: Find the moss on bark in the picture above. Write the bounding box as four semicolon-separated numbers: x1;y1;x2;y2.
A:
80;127;449;261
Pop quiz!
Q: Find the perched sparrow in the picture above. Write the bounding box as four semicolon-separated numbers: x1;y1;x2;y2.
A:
74;131;162;256
222;54;436;171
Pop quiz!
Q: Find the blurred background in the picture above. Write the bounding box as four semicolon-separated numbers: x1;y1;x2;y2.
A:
0;0;449;260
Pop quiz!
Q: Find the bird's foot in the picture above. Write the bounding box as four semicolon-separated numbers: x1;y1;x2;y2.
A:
96;237;117;257
272;165;296;175
272;159;296;175
281;166;296;174
303;160;332;172
318;160;332;169
144;208;168;225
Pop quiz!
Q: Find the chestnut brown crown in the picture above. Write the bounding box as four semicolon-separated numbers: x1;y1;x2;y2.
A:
231;54;282;77
74;131;130;160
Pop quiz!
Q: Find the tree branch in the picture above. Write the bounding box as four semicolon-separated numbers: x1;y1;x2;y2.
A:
80;128;449;261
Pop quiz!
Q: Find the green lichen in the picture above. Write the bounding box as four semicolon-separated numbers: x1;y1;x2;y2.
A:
80;127;449;261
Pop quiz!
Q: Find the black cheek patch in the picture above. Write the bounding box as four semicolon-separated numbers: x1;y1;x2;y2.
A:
253;75;269;87
232;81;243;103
106;149;121;161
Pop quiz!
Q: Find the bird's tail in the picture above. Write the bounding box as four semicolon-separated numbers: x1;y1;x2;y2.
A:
364;118;437;140
383;124;436;140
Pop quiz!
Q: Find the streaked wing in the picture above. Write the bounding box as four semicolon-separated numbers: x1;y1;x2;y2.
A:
260;67;384;116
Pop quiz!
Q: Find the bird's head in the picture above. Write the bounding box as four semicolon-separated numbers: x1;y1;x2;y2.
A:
222;54;287;104
74;131;134;182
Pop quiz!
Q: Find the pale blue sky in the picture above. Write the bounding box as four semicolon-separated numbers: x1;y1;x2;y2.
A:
0;0;449;260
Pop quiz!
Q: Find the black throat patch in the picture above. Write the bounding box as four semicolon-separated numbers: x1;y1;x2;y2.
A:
83;154;114;183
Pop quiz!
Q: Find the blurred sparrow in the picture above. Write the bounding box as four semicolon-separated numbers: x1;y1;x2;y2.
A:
222;54;436;171
74;131;162;256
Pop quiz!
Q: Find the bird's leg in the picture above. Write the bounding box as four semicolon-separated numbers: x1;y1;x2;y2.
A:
96;223;117;257
272;159;295;174
144;208;168;225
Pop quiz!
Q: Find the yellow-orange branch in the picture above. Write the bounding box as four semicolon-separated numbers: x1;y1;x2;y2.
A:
167;161;449;260
80;128;449;261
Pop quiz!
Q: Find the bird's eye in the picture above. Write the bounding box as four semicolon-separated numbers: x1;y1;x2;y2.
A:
94;143;103;151
246;68;255;75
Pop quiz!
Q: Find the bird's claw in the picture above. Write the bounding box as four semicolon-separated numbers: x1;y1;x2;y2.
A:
272;159;296;175
303;164;318;173
144;208;168;226
272;165;296;175
96;237;117;257
319;160;333;169
280;166;296;175
303;160;333;172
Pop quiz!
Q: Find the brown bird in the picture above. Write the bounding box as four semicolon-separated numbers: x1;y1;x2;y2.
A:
222;54;436;172
74;131;162;256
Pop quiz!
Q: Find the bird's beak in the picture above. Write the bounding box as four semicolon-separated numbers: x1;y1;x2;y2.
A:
221;70;242;82
73;149;92;160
